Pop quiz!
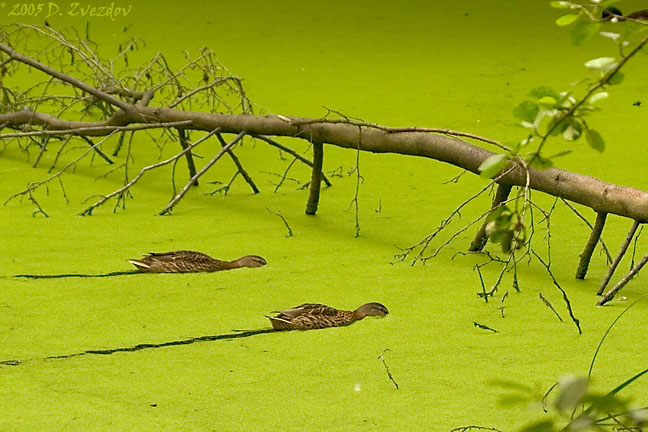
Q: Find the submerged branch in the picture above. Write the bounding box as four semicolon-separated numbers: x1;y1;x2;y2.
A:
532;249;581;334
575;211;607;280
598;220;641;295
159;131;246;215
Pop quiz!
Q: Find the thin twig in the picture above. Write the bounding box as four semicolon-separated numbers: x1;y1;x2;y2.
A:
177;128;198;186
475;265;488;303
473;322;498;333
273;158;298;192
598;250;648;306
266;207;293;237
160;131;246;215
500;291;509;318
598;220;640;295
215;132;259;193
284;116;507;150
539;293;564;322
80;128;221;215
532;249;581;334
252;134;331;186
561;198;613;264
0;42;134;114
79;135;114;164
377;349;399;390
630;226;644;270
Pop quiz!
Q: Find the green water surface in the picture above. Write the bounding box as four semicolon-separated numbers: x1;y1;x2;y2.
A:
1;1;647;430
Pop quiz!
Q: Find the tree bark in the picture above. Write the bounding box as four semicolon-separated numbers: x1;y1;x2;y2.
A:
3;108;648;223
575;212;607;280
305;142;324;215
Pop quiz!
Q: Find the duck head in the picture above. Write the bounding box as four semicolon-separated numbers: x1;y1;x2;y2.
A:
354;302;389;319
235;255;267;268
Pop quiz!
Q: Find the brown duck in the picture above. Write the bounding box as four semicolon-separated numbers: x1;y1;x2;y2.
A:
128;250;267;273
267;302;388;331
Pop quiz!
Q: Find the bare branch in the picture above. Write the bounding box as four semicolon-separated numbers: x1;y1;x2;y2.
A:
598;249;648;306
561;198;613;264
305;142;324;215
598;220;641;294
266;207;293;237
531;249;581;334
575;211;607;280
159;131;246;215
252;134;331;187
176;128;198;186
80;128;221;215
215;132;259;193
0;42;134;115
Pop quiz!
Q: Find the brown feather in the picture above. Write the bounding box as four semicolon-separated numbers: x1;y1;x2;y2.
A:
267;302;388;331
128;250;266;273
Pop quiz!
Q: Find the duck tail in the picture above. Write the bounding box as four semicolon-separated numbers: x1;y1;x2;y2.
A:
128;259;150;271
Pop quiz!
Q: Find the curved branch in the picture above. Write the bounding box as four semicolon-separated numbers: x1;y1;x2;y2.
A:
0;42;135;115
4;107;648;223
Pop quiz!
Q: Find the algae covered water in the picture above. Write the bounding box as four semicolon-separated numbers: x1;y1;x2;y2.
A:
1;1;647;430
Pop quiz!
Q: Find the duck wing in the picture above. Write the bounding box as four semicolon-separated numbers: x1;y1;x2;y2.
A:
278;303;337;318
145;250;214;262
130;250;218;272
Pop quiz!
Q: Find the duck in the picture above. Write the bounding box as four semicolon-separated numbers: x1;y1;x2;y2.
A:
266;302;389;331
128;250;266;273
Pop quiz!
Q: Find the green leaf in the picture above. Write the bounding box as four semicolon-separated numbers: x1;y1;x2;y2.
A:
599;31;621;42
562;119;583;141
479;153;509;179
529;155;554;170
534;109;555;135
570;18;600;45
529;86;560;100
556;13;580;26
589;91;609;103
549;1;575;9
631;408;648;424
546;115;570;136
555;375;588;412
513;100;539;122
538;96;556;107
584;127;605;152
584;56;616;71
569;415;594;431
608;70;624;85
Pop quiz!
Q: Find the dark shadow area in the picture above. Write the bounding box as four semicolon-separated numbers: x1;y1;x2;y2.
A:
12;270;142;279
0;329;275;367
